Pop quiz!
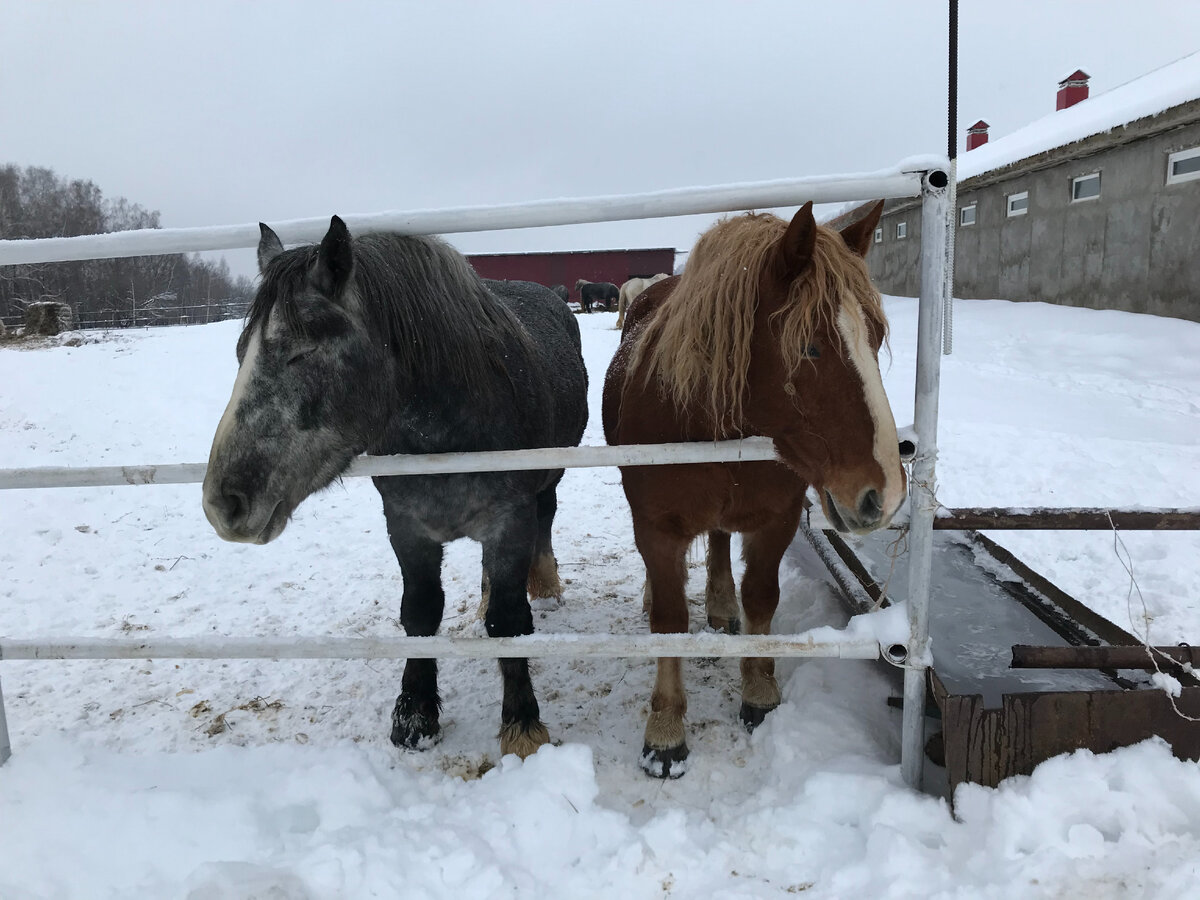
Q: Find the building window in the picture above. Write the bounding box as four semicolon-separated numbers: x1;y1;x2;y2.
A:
1071;172;1101;202
1006;191;1029;217
1166;147;1200;185
896;221;907;239
960;204;977;226
873;227;883;244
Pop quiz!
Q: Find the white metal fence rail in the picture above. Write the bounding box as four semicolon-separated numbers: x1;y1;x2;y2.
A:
0;168;924;265
0;438;779;491
0;633;891;662
0;164;951;787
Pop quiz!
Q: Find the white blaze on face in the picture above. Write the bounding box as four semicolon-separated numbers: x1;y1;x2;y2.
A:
209;328;262;462
836;305;906;518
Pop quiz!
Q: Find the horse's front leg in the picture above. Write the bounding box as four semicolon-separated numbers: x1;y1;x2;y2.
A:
384;514;446;749
738;515;800;730
482;504;548;759
635;519;691;778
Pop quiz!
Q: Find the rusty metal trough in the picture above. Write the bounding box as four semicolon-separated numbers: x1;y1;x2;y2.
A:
806;510;1200;798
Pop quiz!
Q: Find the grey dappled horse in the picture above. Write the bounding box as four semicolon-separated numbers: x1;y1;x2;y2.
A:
203;216;588;758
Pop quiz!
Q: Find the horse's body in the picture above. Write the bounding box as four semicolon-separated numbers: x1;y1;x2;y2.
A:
549;284;570;303
602;202;904;777
615;274;669;330
575;278;619;313
203;217;588;759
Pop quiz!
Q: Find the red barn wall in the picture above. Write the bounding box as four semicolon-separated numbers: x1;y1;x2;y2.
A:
467;249;675;300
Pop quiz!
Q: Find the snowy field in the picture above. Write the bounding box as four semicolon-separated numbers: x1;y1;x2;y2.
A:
1;298;1199;898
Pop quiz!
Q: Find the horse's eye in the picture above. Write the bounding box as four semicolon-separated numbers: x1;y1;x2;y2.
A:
804;345;821;359
287;345;317;366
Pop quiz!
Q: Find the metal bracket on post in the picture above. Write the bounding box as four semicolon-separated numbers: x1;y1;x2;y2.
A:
900;168;951;790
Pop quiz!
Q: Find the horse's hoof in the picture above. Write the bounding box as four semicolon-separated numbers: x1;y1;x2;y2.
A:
706;615;741;635
739;702;777;732
640;743;689;779
499;719;550;759
390;697;441;749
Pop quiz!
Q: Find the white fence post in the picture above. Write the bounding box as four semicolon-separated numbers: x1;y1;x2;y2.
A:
900;169;951;790
0;676;11;765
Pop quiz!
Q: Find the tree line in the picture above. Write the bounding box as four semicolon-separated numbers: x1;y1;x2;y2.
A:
0;164;253;330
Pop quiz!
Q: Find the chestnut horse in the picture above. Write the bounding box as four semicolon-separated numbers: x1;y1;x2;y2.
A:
602;201;905;777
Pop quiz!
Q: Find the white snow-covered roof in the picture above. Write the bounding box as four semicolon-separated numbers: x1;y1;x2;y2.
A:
960;50;1200;180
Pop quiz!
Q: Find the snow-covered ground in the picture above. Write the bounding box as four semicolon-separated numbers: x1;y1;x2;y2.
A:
1;298;1199;898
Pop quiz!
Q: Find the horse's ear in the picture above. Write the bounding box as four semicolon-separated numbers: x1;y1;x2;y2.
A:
312;215;354;297
839;201;885;258
257;223;285;273
773;201;817;282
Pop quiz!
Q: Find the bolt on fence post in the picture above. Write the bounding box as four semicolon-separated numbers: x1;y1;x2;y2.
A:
901;168;951;790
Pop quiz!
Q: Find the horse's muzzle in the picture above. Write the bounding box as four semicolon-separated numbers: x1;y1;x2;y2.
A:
202;483;288;544
823;488;893;535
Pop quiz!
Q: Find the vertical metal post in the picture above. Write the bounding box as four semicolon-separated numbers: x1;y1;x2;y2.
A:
943;0;959;355
901;170;951;789
0;675;12;765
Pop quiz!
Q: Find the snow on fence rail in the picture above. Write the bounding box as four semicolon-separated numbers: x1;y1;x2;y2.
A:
0;167;926;265
0;163;947;782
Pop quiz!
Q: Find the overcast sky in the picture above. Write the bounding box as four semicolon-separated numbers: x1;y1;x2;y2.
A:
6;1;1200;278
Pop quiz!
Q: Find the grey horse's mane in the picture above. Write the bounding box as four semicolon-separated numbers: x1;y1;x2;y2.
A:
245;232;534;395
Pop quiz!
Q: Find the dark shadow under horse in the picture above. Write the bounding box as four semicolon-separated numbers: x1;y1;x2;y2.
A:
202;216;588;758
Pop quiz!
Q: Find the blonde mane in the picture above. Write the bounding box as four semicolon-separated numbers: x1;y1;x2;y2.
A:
628;212;887;435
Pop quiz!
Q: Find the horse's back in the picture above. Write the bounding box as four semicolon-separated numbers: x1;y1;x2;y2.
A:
619;275;678;340
485;279;587;446
602;276;679;445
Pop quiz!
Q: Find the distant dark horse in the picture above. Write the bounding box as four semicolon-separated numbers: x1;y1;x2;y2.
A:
549;284;569;303
575;278;619;313
203;216;588;759
603;202;905;777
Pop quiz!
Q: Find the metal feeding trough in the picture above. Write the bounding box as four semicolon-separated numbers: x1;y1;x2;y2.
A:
806;521;1200;799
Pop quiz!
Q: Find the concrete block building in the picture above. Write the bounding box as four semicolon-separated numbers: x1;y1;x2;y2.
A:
836;54;1200;321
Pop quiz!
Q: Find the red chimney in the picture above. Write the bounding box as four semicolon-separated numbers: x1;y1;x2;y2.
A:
966;120;989;151
1057;70;1090;110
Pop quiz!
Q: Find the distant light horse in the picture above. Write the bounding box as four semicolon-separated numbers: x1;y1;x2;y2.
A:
203;216;588;759
575;278;619;313
603;201;905;777
615;274;670;330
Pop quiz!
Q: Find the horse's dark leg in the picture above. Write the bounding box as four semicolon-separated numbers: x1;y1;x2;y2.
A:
737;514;800;731
704;529;740;634
482;505;547;758
527;479;564;602
634;519;690;778
385;518;446;749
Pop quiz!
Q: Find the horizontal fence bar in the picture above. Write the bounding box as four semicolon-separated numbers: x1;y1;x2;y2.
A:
1011;644;1200;670
0;633;883;661
934;507;1200;530
0;167;928;266
0;439;779;490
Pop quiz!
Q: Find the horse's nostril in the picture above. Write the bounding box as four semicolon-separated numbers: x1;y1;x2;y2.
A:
859;489;882;521
222;488;249;524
